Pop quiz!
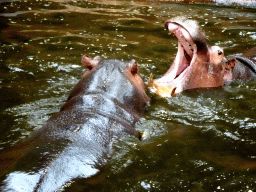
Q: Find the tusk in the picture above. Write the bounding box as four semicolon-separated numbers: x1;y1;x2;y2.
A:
148;73;154;87
170;86;177;97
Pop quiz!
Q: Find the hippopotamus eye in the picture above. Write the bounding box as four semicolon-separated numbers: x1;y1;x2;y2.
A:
218;50;223;56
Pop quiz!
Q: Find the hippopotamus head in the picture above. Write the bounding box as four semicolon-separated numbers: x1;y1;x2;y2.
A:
68;55;150;115
148;17;227;97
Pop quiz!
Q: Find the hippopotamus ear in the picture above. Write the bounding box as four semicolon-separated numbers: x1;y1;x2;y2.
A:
128;59;139;75
81;55;101;70
225;57;236;70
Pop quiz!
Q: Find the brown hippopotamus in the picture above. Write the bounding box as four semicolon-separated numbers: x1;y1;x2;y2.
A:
148;17;256;97
0;56;149;192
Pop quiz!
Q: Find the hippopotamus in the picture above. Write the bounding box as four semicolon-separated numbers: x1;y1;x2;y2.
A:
0;56;149;192
148;17;256;97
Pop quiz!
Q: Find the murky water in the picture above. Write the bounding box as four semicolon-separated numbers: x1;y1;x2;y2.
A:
0;0;256;191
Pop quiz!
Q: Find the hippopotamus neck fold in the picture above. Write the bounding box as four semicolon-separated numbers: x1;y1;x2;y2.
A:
61;92;140;130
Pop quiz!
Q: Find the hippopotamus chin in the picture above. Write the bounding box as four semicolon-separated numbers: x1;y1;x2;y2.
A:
148;17;228;97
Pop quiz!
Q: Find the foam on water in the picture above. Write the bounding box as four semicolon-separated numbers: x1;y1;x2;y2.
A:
214;0;256;8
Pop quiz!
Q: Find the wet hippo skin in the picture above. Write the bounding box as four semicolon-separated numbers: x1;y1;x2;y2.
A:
0;56;149;192
224;47;256;84
148;17;256;97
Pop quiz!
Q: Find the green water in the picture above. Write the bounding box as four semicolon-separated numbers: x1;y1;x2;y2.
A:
0;0;256;191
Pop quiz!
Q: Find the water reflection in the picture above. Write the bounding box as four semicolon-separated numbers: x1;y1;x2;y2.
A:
0;0;255;191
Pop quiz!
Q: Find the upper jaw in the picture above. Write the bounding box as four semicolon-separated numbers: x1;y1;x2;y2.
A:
155;19;198;90
165;17;207;47
167;22;195;58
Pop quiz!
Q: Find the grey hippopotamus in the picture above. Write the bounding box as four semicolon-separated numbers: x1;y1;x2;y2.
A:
0;56;149;192
148;17;256;97
224;47;256;84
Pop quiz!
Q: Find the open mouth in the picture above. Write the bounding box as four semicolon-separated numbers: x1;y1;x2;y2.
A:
149;17;225;97
156;21;196;87
148;17;208;96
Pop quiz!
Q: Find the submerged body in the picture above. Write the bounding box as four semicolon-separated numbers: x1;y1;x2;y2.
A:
148;17;256;97
0;56;149;192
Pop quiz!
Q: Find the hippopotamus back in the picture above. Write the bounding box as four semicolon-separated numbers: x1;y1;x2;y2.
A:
0;56;149;192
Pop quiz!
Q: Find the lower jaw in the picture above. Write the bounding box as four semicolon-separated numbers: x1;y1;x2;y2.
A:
158;65;191;90
150;83;178;97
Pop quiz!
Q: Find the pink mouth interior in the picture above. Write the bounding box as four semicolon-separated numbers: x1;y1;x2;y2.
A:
156;23;196;86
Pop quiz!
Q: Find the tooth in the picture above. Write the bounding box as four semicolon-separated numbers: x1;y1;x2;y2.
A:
168;23;179;31
170;86;177;97
181;28;191;40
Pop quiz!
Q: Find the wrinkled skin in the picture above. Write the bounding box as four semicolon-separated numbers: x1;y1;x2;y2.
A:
148;17;256;97
0;56;149;192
